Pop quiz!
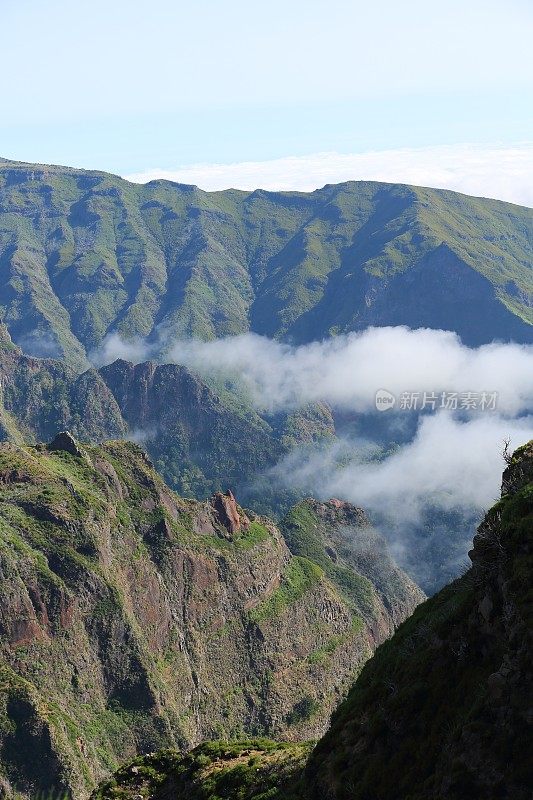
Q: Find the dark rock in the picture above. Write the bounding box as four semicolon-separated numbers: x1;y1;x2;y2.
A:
47;431;83;458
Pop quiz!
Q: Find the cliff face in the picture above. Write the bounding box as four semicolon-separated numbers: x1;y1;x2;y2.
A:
281;498;424;632
307;441;533;800
98;358;285;498
0;435;421;799
0;324;126;444
90;440;533;800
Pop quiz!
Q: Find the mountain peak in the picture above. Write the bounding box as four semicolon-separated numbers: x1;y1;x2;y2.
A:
47;430;84;458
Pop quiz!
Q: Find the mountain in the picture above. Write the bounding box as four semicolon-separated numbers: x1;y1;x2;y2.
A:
90;440;532;800
0;325;497;595
0;433;421;799
0;323;126;444
0;324;333;502
0;158;531;370
280;498;419;627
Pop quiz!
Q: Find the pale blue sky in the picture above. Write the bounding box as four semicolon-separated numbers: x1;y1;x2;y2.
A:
1;0;532;192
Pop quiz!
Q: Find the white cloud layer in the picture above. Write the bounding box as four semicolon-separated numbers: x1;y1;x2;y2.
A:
93;327;533;416
269;412;533;587
125;143;533;207
93;325;533;587
162;328;533;416
273;413;533;523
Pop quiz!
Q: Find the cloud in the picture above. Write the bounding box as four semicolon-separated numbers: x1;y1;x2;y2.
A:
127;426;158;445
89;332;156;367
267;412;533;590
91;325;533;590
16;329;62;359
165;328;533;416
125;143;533;207
273;413;533;522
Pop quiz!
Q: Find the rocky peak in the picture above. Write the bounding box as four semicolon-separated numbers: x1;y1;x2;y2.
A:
471;441;533;568
210;489;249;535
305;497;370;528
47;431;84;458
328;497;348;509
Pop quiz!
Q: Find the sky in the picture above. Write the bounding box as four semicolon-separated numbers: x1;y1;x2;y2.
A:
1;0;532;202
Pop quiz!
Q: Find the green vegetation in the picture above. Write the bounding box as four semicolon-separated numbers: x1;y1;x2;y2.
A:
0;161;531;374
234;520;271;550
250;557;324;622
92;740;312;800
0;435;418;798
280;498;421;620
91;440;533;800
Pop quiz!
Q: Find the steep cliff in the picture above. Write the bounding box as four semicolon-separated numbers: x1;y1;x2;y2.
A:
0;435;421;798
281;498;423;630
307;440;533;799
91;440;532;800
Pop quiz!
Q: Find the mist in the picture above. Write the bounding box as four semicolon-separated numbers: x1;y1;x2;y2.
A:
169;328;533;415
92;326;533;589
265;412;533;589
93;327;533;416
269;412;533;521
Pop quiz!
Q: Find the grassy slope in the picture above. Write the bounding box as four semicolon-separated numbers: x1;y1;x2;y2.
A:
92;740;312;800
0;161;531;369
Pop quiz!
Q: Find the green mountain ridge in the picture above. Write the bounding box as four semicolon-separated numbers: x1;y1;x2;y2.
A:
89;440;533;800
0;158;531;371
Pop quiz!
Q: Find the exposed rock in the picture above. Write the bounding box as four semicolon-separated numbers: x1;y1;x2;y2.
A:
47;430;84;458
210;489;249;535
0;439;421;799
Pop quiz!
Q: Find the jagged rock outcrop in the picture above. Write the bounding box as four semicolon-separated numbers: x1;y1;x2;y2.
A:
211;490;249;535
0;436;421;799
98;358;286;499
48;430;85;458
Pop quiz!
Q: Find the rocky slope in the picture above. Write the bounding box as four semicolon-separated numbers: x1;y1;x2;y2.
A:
0;434;421;799
0;158;531;369
280;498;422;631
91;440;533;800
